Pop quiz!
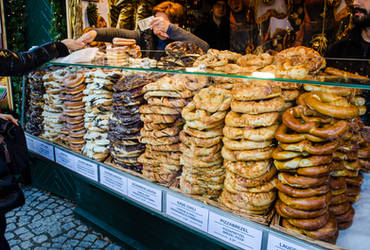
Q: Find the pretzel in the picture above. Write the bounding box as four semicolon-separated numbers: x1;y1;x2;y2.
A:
181;149;222;163
146;143;180;152
193;51;228;68
182;102;226;124
220;191;272;215
275;124;326;143
236;53;274;67
231;81;281;101
186;119;224;130
329;202;350;216
282;107;349;139
278;172;329;188
305;92;359;119
146;97;190;108
193;87;232;112
276;200;328;219
140;113;178;124
225;160;271;179
224;176;276;193
139;136;179;146
272;147;303;160
139;105;181;115
324;67;369;80
180;155;223;168
183;124;223;138
274;46;326;73
287;212;329;231
293;165;330;177
330;193;348;205
179;130;222;148
231;97;285;114
140;127;180;138
278;191;331;211
222;189;276;208
279;140;339;155
222;146;274;162
282;90;300;102
223;124;278;141
179;143;221;156
336;207;354;224
274;155;332;170
225;166;277;188
276;180;329;198
226;111;280;128
223;137;272;151
303;84;357;96
282;215;337;241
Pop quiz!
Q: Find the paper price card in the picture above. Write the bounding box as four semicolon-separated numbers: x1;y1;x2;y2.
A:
74;156;98;182
55;148;75;171
166;194;208;232
25;134;37;152
267;234;308;250
208;212;262;250
36;141;55;161
127;179;162;211
100;166;127;195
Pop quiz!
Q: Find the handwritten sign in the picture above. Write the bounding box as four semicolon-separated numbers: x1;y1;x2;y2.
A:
100;166;128;195
127;179;162;211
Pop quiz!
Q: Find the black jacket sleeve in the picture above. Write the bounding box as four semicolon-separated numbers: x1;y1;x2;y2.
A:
0;42;69;77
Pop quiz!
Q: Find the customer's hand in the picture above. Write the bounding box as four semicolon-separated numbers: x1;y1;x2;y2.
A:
77;30;98;45
0;114;18;125
151;17;170;40
61;39;85;51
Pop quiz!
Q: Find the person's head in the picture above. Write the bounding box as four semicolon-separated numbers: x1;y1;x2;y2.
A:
212;0;227;18
352;0;370;28
228;0;243;13
153;1;185;25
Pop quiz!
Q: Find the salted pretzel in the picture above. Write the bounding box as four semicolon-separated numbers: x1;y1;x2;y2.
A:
279;140;339;155
274;155;332;170
275;124;326;143
231;97;285;114
182;101;226;124
231;81;281;101
236;53;273;67
193;86;231;113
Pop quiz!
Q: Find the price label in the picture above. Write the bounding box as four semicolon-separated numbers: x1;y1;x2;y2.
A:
74;156;98;182
267;234;308;250
127;179;162;211
36;141;55;161
55;148;75;171
100;166;127;195
25;134;37;152
166;194;208;232
208;212;262;250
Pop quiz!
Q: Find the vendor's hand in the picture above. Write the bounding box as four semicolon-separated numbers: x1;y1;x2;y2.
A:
151;17;170;40
0;114;18;125
77;30;98;45
61;39;85;51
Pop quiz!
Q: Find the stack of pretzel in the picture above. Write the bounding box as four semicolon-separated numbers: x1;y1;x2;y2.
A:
106;38;141;66
41;68;69;142
109;72;163;172
220;80;282;215
359;139;370;173
26;70;46;136
81;69;121;162
138;74;208;184
179;86;231;198
60;73;87;152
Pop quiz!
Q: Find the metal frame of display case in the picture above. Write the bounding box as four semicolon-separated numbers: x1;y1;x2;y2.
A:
22;62;369;249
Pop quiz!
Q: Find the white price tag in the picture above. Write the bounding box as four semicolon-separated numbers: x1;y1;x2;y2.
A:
55;148;75;171
127;179;162;211
166;194;208;232
36;141;55;161
25;134;37;152
208;212;262;250
74;156;98;182
100;166;127;195
267;234;308;250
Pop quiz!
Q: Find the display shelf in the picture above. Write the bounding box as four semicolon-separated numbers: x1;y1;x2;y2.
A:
47;62;370;90
26;132;328;250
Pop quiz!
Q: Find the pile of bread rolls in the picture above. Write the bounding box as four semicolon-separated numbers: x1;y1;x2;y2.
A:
109;71;163;172
220;80;281;215
60;73;87;152
82;69;120;161
179;86;231;198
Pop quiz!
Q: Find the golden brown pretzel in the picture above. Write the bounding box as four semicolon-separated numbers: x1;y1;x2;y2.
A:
278;172;329;188
179;130;222;148
282;215;338;241
225;111;280;128
278;191;331;211
282;107;349;139
272;147;303;160
279;140;339;155
182;102;226;124
183;124;223;138
224;160;271;179
282;90;300;101
193;86;232;112
274;155;333;170
222;146;274;162
336;206;354;224
221;189;276;208
179;143;221;156
225;166;277;188
223;137;272;151
275;124;326;143
230;97;285;114
276;181;329;198
329;202;350;216
287;212;329;231
231;81;281;101
224;177;276;193
276;200;327;219
223;124;278;141
305;92;359;119
331;193;348;205
294;165;330;176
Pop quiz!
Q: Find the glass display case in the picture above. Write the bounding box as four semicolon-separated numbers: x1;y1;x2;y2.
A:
23;46;370;249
